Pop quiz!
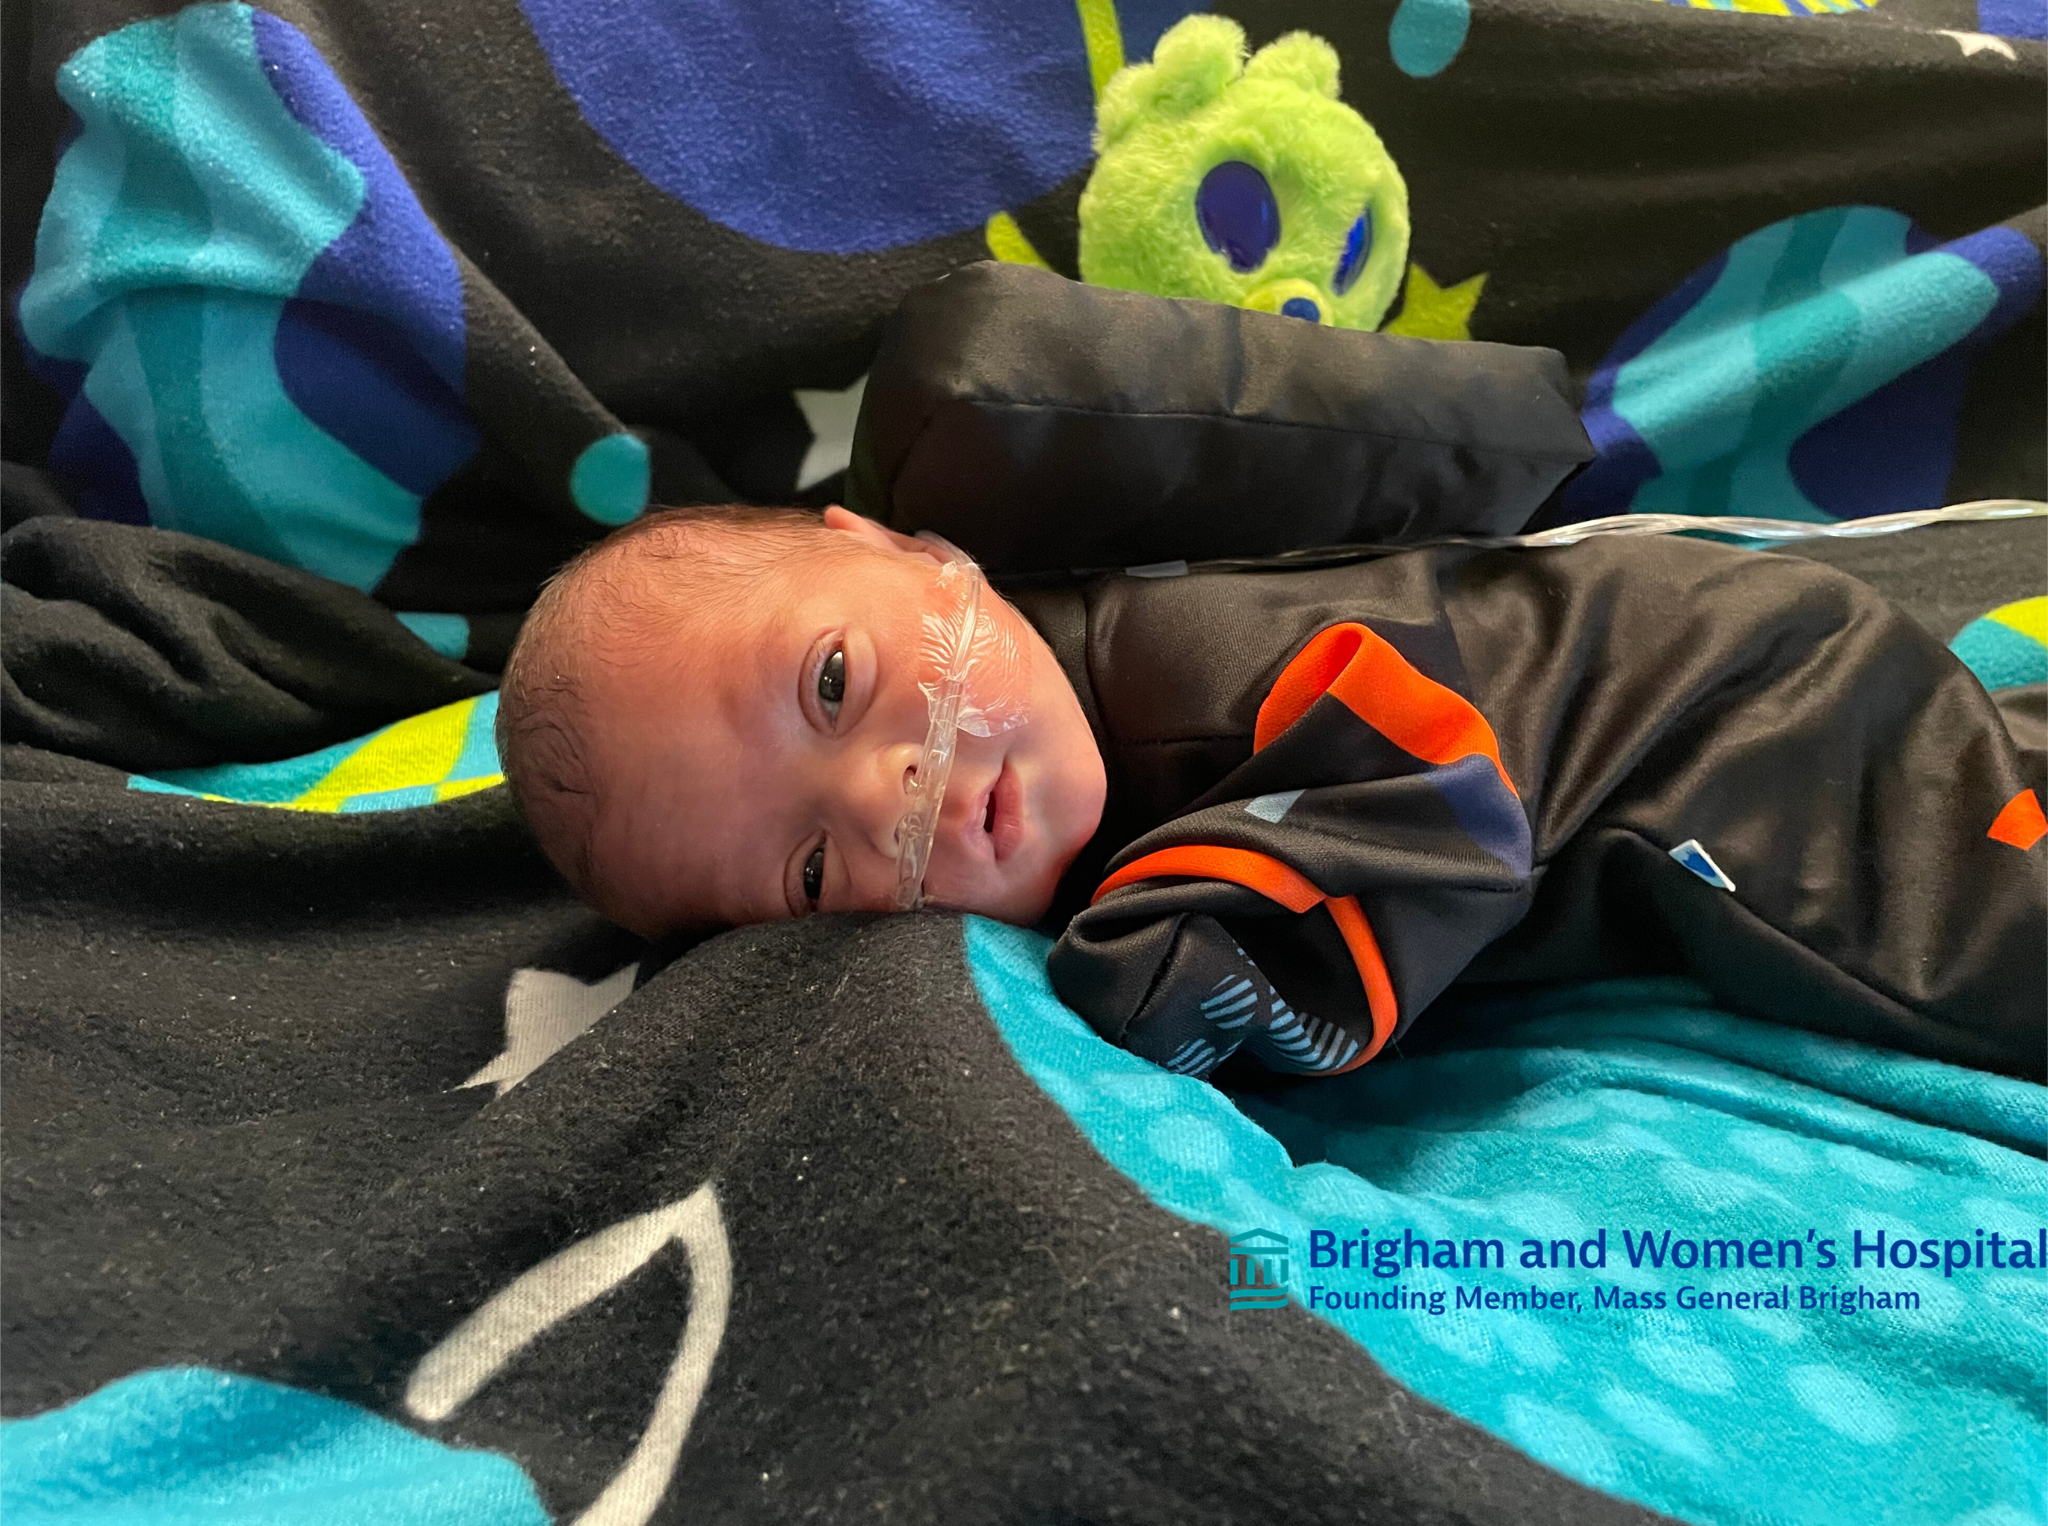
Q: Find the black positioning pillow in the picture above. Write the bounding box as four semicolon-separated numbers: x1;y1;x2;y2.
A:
846;261;1594;573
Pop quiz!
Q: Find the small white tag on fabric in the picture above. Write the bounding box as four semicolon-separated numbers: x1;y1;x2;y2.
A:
1670;838;1737;892
1244;789;1306;824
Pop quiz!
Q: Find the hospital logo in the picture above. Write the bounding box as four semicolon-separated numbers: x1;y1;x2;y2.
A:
1228;1229;1291;1310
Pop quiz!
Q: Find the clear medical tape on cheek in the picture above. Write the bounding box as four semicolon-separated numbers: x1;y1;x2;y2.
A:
893;540;1030;911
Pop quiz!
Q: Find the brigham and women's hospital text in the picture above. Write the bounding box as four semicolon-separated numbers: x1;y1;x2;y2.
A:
1287;1224;2047;1320
1308;1225;2048;1278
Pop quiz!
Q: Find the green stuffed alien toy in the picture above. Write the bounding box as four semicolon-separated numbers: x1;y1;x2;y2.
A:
1078;14;1411;331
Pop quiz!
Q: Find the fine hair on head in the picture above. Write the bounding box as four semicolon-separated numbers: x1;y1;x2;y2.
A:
494;502;848;903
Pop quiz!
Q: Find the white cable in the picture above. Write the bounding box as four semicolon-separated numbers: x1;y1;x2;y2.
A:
1487;499;2047;549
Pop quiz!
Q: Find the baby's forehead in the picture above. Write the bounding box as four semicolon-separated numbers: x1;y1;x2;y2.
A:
619;524;874;608
575;523;941;751
579;534;798;645
578;544;828;707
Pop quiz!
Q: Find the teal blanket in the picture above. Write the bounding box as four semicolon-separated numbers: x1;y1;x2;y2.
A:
967;926;2047;1526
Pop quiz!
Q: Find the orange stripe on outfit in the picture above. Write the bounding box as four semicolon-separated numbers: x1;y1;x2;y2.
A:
1253;624;1362;750
1255;622;1517;795
1095;622;1521;1074
1988;788;2047;851
1094;843;1323;913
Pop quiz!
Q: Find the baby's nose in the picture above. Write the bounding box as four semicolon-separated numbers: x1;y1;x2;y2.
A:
854;741;923;858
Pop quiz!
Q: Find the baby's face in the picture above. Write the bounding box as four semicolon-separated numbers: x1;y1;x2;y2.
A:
584;511;1108;936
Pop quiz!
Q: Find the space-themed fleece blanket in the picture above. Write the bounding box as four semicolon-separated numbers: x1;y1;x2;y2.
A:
3;512;2045;1526
1;0;2045;1518
3;0;2043;670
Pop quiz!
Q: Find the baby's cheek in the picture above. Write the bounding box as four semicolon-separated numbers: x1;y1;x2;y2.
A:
1038;722;1110;846
954;601;1033;738
634;861;708;932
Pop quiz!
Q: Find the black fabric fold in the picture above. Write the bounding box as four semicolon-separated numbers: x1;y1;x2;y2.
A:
2;517;491;772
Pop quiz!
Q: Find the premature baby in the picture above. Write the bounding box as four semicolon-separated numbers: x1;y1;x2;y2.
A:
497;504;1108;935
499;503;2046;1084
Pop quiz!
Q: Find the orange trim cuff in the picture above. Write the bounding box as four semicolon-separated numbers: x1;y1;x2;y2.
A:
1092;843;1401;1073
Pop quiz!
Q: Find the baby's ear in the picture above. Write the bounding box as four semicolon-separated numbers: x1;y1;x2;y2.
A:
1241;30;1341;99
822;505;944;560
1095;14;1246;151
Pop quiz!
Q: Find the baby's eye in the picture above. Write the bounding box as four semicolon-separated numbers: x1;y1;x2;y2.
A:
802;843;826;905
818;647;846;718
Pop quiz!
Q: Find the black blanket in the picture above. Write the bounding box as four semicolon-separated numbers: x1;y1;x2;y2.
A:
3;759;1674;1524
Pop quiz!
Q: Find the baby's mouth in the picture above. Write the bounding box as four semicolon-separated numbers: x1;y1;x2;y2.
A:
983;759;1024;863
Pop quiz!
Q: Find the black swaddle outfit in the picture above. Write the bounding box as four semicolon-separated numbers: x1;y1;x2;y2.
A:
851;263;2047;1082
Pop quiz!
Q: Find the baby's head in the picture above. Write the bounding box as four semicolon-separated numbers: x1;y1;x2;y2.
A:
497;505;1108;938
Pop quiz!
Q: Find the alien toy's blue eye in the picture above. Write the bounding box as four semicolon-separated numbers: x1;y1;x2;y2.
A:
1333;208;1374;295
1196;161;1281;274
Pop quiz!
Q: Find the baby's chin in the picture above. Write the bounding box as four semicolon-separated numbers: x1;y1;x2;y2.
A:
962;886;1057;926
923;873;1055;927
924;843;1073;927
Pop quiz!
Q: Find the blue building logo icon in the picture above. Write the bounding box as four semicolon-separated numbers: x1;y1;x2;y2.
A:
1228;1229;1291;1310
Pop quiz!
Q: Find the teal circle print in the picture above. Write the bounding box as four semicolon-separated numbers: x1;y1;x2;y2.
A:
1390;0;1471;78
570;432;651;526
